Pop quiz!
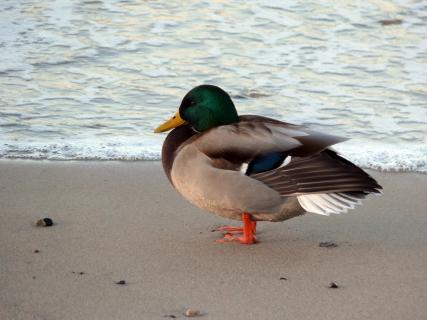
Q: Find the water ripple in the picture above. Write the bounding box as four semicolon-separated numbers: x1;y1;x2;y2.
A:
0;0;426;171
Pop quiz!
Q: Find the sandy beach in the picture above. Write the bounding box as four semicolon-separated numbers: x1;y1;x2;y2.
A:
0;160;426;320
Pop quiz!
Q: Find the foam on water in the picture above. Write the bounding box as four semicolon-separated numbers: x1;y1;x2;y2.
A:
1;138;426;173
0;0;426;171
334;142;427;173
0;139;161;161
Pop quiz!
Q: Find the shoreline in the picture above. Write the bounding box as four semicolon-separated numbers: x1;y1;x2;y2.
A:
1;158;426;174
1;161;426;319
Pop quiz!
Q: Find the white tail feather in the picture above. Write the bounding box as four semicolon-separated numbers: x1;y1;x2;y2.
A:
297;193;364;215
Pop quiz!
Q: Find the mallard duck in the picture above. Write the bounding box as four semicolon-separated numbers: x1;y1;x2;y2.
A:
154;85;382;244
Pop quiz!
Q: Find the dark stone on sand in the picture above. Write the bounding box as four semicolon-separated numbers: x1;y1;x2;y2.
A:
35;217;54;227
34;249;40;253
279;277;287;280
329;282;339;288
116;280;126;285
319;241;338;248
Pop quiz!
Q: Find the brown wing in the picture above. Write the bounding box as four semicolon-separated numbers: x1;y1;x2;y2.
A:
193;115;347;163
239;115;348;157
251;149;382;195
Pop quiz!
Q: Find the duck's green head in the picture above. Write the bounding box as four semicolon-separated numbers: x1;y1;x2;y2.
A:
154;85;239;133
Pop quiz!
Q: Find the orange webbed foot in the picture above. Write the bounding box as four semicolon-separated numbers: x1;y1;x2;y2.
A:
215;233;257;244
215;213;258;245
214;226;244;234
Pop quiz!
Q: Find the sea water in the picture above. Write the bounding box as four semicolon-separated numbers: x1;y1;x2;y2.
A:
0;0;426;171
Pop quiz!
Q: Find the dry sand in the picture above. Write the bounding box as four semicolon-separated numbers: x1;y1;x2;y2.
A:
0;160;426;320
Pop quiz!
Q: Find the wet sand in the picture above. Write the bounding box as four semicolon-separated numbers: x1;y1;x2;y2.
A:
0;161;426;319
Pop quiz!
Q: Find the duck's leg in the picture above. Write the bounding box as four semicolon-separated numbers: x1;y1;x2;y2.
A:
216;213;257;244
240;213;257;244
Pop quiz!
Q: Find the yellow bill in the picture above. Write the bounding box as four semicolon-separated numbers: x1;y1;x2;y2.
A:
154;111;187;133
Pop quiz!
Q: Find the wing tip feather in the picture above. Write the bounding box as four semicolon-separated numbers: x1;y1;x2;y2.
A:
297;191;379;216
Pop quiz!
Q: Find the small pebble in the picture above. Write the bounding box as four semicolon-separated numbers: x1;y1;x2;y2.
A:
34;249;40;253
35;218;54;227
164;315;176;319
115;280;126;285
319;241;338;248
329;282;339;289
279;277;287;280
184;309;200;317
32;276;36;279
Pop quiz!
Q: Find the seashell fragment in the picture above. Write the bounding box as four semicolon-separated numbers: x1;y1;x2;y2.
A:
184;308;200;317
